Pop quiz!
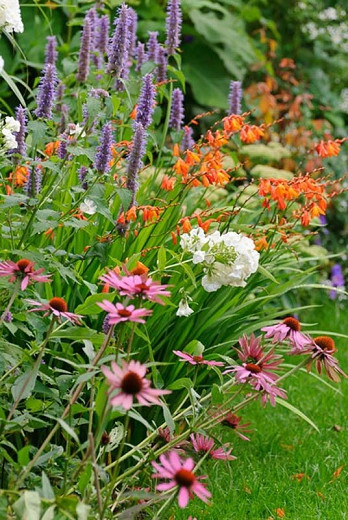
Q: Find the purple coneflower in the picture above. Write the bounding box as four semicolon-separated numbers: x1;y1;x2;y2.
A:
169;88;184;130
0;259;50;291
228;80;242;115
262;317;311;353
190;434;235;461
44;36;58;67
152;451;211;508
173;350;224;366
102;360;170;410
135;73;156;129
165;0;182;55
97;300;152;325
220;412;252;441
307;336;347;382
94;122;113;174
99;272;170;304
26;297;83;325
35;63;58;119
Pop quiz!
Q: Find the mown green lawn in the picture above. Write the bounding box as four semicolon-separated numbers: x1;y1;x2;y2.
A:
171;301;348;519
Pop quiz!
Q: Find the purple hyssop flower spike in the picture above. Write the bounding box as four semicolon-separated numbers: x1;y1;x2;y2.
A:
59;104;69;133
329;264;345;300
4;311;13;323
13;106;27;157
169;88;184;130
147;31;159;62
135;42;147;72
76;16;92;82
128;8;138;56
35;63;58;119
126;121;147;206
107;4;131;77
135;74;156;129
156;46;168;82
56;83;65;113
97;15;110;55
25;165;41;197
181;126;195;151
44;36;58;66
228;80;242;115
57;137;68;160
165;0;182;55
78;166;88;190
95;122;113;173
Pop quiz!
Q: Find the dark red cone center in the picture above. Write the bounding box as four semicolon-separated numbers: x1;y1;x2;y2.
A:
175;468;195;488
314;336;335;352
118;309;132;317
49;297;68;312
16;259;32;272
121;371;143;395
245;363;262;374
283;317;301;331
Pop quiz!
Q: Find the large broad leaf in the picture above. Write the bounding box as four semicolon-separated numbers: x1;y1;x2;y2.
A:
13;491;41;520
182;42;230;108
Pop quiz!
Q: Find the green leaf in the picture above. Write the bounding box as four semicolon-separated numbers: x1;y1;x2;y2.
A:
74;292;115;315
258;264;279;284
76;502;91;520
41;507;56;520
12;367;39;402
116;188;133;212
17;446;30;466
157;246;167;271
275;398;319;432
13;491;42;520
184;339;205;356
41;472;55;500
27;121;47;148
54;417;79;443
168;378;193;391
162;403;175;435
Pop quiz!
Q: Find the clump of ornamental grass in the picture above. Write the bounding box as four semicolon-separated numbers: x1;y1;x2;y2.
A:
0;1;346;518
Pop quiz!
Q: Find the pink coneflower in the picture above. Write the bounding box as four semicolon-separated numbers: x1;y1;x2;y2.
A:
100;272;171;304
157;427;189;453
152;451;211;508
0;258;51;291
251;378;287;407
261;317;311;352
26;297;83;325
97;300;152;325
102;360;170;410
190;434;235;461
307;336;347;383
220;412;252;441
173;350;224;367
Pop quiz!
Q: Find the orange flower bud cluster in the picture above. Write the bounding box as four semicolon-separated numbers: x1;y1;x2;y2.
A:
315;138;346;158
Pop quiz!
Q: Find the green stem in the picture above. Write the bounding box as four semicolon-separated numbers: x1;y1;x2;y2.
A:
0;284;19;327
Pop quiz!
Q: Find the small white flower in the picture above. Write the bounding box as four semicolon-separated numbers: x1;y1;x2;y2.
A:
67;123;86;138
176;299;194;317
192;250;206;264
2;128;17;150
0;0;24;33
80;198;97;215
0;56;4;74
5;116;20;133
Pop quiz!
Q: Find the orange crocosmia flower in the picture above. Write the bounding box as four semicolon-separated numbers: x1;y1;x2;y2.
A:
173;143;180;157
44;227;55;240
255;236;268;251
185;150;201;166
142;206;161;222
301;210;311;227
174;157;189;177
44;140;60;157
199;219;213;232
310;203;325;218
161;175;176;191
129;105;137;120
240;124;265;143
276;508;285;518
72;210;88;221
131;261;149;276
5;185;13;195
181;217;192;233
117;212;126;225
9;166;29;187
223;114;244;134
171;231;177;245
315;140;340;158
126;206;137;222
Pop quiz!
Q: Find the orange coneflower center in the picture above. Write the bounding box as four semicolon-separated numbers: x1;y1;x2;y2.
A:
16;259;32;272
193;355;204;363
118;309;132;317
121;371;143;394
175;469;195;488
49;297;68;313
313;336;335;352
283;317;301;331
245;363;262;374
222;413;238;428
136;283;149;292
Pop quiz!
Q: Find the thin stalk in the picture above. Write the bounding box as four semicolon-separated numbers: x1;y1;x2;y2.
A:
0;284;19;327
89;433;103;519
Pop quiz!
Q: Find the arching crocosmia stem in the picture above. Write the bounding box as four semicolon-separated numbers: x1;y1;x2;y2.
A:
76;16;92;82
165;0;182;55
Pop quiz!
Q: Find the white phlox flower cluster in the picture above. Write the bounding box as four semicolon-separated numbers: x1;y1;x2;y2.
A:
0;116;20;153
180;228;260;292
0;0;23;33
